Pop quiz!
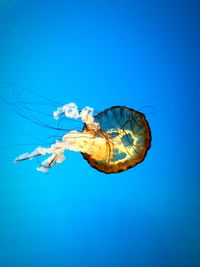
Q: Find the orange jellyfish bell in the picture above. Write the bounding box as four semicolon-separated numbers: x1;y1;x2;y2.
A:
14;103;151;174
81;106;151;174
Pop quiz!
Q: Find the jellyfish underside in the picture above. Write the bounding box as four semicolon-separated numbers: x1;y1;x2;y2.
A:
15;104;151;174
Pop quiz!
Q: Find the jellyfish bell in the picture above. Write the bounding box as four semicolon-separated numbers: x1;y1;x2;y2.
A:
14;103;151;174
82;106;151;173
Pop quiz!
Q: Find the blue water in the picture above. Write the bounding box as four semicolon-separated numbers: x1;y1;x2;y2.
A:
0;1;199;267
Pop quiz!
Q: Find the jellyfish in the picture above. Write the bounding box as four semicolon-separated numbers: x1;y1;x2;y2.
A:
14;103;151;174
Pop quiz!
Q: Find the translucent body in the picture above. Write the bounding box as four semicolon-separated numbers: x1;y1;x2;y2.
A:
82;106;151;173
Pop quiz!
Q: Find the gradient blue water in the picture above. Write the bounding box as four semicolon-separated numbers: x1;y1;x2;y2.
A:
0;1;199;267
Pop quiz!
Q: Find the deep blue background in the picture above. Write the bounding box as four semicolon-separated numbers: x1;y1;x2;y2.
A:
0;1;199;267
